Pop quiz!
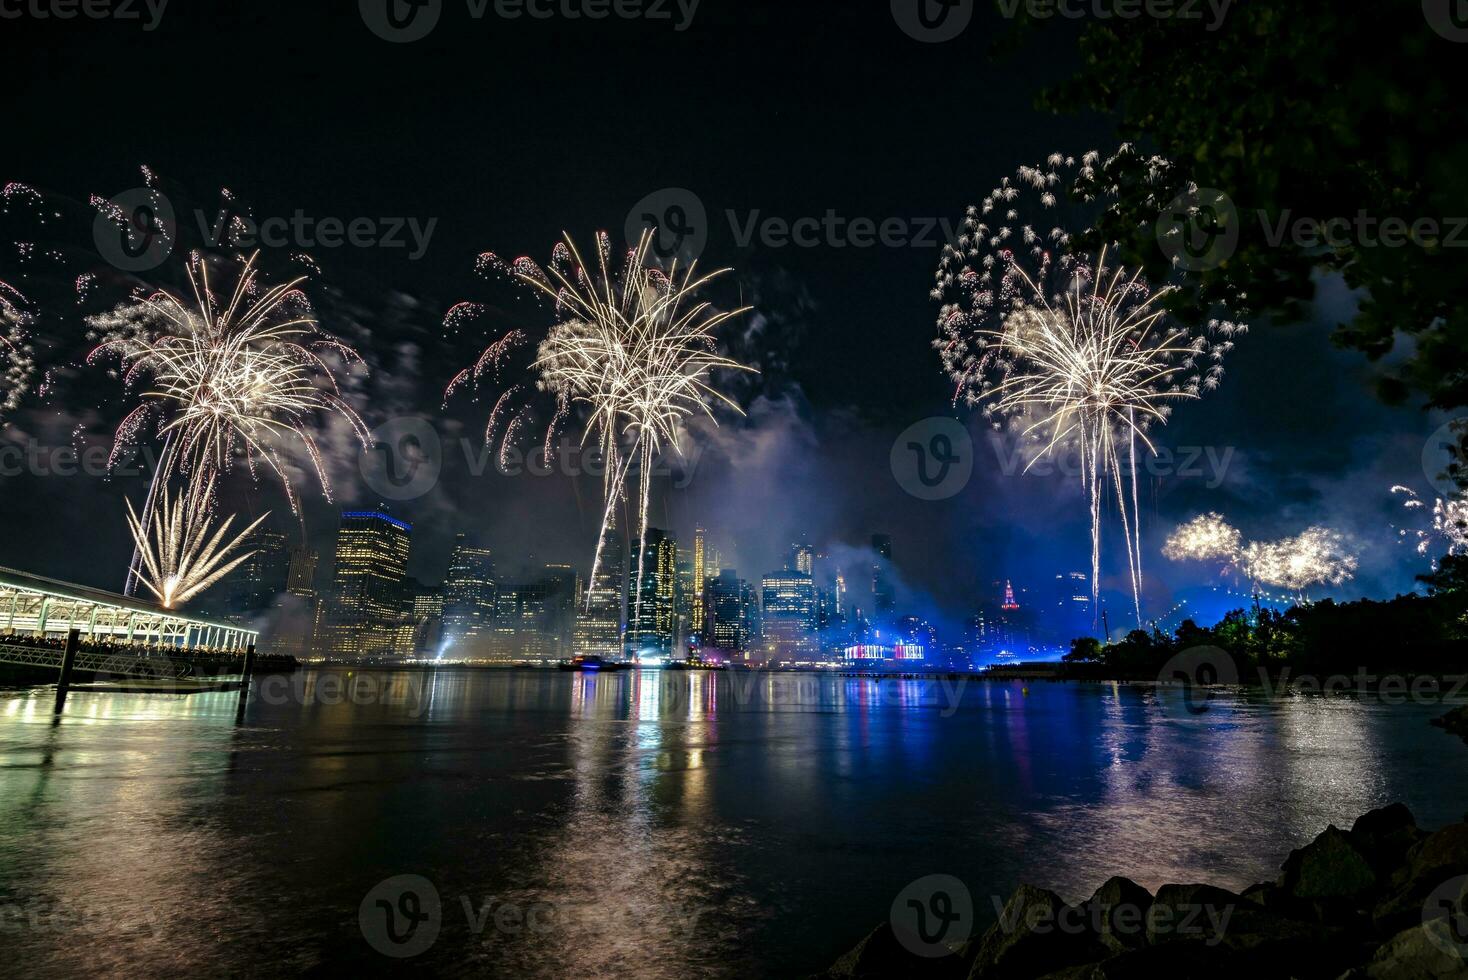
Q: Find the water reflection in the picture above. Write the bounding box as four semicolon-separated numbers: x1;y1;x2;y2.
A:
1;672;1465;978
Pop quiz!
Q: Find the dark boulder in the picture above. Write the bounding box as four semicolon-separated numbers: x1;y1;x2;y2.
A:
1363;921;1468;979
1351;804;1427;887
1149;882;1353;977
967;885;1109;980
1375;824;1468;937
1432;705;1468;745
1278;826;1378;904
1083;877;1152;954
825;921;967;979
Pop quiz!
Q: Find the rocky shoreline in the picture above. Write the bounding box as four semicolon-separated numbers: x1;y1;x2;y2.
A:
823;805;1468;979
1436;706;1468;745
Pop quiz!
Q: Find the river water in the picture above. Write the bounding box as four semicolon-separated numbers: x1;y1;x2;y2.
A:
2;669;1466;977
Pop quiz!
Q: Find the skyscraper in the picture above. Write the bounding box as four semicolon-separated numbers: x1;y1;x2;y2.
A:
542;564;580;661
691;525;707;640
708;569;753;652
761;570;817;662
792;539;814;576
626;528;677;659
324;510;412;659
223;527;290;615
441;534;497;658
575;514;623;657
286;546;318;598
871;534;895;618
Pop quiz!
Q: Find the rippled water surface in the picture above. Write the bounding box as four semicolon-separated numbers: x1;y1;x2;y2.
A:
2;669;1467;977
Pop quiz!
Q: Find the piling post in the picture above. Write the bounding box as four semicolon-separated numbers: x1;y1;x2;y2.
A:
235;642;257;721
53;628;81;716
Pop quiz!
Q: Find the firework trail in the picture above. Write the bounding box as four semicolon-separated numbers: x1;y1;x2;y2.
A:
1391;485;1468;565
126;484;266;609
88;251;370;592
0;278;36;417
447;230;754;632
934;150;1244;625
1164;513;1358;601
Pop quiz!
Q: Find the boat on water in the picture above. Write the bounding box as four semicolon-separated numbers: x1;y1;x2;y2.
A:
556;656;630;672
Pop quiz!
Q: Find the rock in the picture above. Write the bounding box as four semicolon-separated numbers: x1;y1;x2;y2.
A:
1432;705;1468;744
968;885;1109;980
1364;921;1468;979
1147;884;1244;946
1083;877;1152;954
1278;826;1378;904
826;921;967;979
1149;882;1354;976
1375;824;1468;937
1038;942;1238;979
1352;805;1428;889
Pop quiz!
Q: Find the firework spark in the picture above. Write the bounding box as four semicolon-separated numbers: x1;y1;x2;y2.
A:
448;230;754;626
125;486;266;609
1391;485;1468;563
934;149;1243;625
0;279;36;417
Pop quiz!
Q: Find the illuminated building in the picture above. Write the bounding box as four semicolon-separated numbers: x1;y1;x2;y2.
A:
575;514;623;657
871;534;895;618
691;525;707;639
409;582;444;657
323;510;412;659
541;564;580;661
761;570;817;661
626;528;677;659
707;569;751;651
441;534;496;658
286;546;318;598
792;539;814;576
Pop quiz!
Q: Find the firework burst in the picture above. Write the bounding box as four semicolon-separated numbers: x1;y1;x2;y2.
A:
1164;514;1358;601
1391;485;1468;564
88;251;369;593
447;230;754;626
0;278;36;417
934;150;1244;625
125;485;267;610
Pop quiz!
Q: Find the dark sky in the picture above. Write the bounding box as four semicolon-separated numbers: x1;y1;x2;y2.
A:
0;1;1453;630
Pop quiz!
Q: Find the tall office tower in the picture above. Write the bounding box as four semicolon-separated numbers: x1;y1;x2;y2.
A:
835;569;847;614
487;581;554;664
707;569;746;651
324;510;412;659
224;528;290;615
691;525;707;639
1052;571;1093;638
542;564;580;661
761;570;817;661
626;528;677;659
575;514;623;657
441;534;497;658
871;534;896;618
410;583;445;657
792;539;815;576
286;546;318;598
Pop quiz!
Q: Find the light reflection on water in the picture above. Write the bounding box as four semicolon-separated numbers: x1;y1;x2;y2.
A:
1;670;1465;978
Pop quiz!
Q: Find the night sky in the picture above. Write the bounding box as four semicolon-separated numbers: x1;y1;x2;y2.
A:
0;1;1454;632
